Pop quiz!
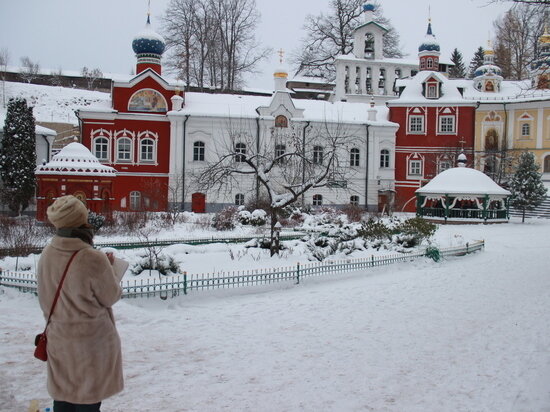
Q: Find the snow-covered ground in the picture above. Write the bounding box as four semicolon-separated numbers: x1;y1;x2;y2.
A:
1;218;550;411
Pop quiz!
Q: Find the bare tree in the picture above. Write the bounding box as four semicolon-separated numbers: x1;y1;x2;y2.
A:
493;4;546;80
50;67;64;87
19;56;40;84
293;0;403;81
162;0;270;91
196;118;360;255
489;0;550;4
81;67;103;90
0;48;8;107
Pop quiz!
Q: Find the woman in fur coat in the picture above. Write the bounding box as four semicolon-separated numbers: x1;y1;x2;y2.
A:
37;195;128;412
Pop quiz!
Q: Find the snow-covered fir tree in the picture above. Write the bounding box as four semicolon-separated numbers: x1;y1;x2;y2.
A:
509;151;547;222
449;48;466;78
468;46;485;79
0;97;37;215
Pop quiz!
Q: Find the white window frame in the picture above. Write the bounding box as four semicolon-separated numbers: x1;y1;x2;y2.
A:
350;148;360;167
312;194;323;206
116;137;133;162
426;84;438;99
139;138;155;162
438;160;452;173
93;137;109;162
408;159;423;177
521;123;531;138
129;191;141;210
427;58;433;69
408;115;425;134
380;149;390;168
235;193;244;206
313;146;324;165
275;144;286;162
235;143;246;163
350;195;359;206
438;116;456;134
193;141;205;161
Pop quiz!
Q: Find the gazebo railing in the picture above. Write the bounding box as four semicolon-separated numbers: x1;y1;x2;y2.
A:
419;207;508;220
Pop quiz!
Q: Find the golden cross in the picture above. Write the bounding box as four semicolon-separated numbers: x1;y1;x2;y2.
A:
277;48;285;64
458;137;466;150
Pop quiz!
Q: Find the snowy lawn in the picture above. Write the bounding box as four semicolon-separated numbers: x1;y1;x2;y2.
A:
1;218;550;411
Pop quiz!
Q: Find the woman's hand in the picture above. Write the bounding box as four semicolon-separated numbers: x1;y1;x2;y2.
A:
105;252;115;265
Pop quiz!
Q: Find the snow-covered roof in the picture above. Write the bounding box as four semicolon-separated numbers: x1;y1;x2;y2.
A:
335;55;453;67
35;125;57;136
167;91;396;126
36;142;116;176
416;167;511;197
391;71;473;105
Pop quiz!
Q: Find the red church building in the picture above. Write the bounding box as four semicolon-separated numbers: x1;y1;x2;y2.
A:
387;21;476;212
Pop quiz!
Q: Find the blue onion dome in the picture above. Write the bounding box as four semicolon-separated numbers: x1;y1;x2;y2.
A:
418;22;440;52
474;64;502;78
363;2;375;12
132;16;165;56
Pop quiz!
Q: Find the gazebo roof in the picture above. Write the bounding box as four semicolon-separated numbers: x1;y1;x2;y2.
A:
416;167;511;197
36;142;116;177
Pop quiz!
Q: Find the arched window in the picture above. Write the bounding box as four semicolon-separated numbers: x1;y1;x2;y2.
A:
313;194;323;206
350;148;360;167
235;193;245;206
350;195;359;206
275;144;286;162
544;155;550;173
94;137;109;161
235;143;246;162
140;138;155;162
313;146;324;164
521;123;530;138
364;33;374;59
420;59;426;70
275;115;288;128
117;137;132;162
193;141;205;161
427;58;433;69
129;191;141;210
380;149;390;168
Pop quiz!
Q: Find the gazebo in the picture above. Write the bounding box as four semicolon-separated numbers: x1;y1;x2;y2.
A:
415;155;511;224
35;142;117;221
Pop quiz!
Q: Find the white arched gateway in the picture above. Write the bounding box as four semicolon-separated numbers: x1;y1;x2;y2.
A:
415;155;511;224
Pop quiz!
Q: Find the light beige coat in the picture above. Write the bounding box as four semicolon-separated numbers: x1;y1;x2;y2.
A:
37;236;128;404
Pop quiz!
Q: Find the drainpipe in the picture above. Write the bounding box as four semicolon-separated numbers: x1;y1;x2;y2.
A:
301;121;311;206
365;124;370;211
181;115;190;211
256;116;260;202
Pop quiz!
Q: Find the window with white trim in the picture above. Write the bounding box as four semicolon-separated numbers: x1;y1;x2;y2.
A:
426;84;438;98
193;141;205;161
439;116;455;133
521;123;530;137
380;149;390;168
313;194;323;206
420;59;426;70
235;193;244;206
235;143;246;162
313;146;324;164
275;144;286;162
438;160;452;173
140;138;155;162
409;115;424;133
409;159;422;176
350;195;359;206
129;191;141;210
350;148;360;167
117;137;132;162
427;58;433;69
94;137;109;161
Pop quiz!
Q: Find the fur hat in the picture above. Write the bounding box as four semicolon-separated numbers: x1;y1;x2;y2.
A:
47;195;89;229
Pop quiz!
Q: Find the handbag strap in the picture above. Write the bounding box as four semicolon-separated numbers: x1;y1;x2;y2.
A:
43;250;79;332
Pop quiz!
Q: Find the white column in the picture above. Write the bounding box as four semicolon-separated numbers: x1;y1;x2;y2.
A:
371;67;380;95
507;108;515;149
359;65;367;95
350;65;357;94
537;107;543;149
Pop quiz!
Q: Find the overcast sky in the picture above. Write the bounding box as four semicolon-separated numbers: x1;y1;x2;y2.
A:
1;0;511;90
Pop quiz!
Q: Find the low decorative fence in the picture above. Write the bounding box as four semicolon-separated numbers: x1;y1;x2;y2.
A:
0;240;484;299
0;232;304;257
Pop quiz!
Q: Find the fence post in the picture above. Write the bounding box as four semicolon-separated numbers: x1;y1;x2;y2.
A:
466;242;469;254
296;262;300;285
183;272;187;295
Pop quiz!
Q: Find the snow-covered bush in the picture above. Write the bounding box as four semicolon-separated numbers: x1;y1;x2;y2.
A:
393;217;436;248
212;207;237;231
130;253;180;276
237;210;251;225
357;218;392;241
249;209;267;226
340;204;365;222
0;215;50;256
87;211;105;232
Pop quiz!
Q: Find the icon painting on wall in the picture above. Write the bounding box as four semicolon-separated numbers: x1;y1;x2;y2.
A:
128;89;167;112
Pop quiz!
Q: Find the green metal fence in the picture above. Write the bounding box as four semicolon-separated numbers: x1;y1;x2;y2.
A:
1;240;484;299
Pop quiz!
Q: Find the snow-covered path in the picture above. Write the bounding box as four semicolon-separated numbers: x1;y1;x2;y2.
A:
1;221;550;411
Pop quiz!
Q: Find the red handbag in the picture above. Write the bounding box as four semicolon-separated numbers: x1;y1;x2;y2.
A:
34;251;79;361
